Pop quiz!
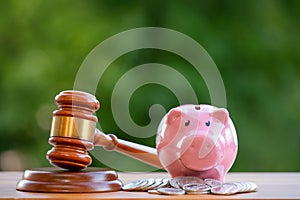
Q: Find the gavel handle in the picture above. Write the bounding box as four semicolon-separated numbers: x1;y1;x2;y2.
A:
94;129;163;169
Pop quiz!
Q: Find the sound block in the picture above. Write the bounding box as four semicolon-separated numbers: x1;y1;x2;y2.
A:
16;167;123;193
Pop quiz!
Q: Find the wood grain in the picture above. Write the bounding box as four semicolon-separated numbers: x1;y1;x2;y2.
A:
1;172;300;199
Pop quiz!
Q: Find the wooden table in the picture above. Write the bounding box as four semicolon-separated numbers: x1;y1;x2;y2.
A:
1;171;299;199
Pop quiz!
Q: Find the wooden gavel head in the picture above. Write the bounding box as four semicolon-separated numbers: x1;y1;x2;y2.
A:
46;90;100;171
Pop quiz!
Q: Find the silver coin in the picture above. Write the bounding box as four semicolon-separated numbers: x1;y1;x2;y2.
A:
231;182;245;193
148;189;160;194
157;178;170;189
177;176;204;188
211;183;239;195
243;181;257;192
170;176;183;189
250;182;258;191
157;187;186;195
186;190;210;195
244;182;252;192
183;183;211;192
122;179;148;191
235;181;252;193
204;178;223;187
139;178;156;191
145;178;163;190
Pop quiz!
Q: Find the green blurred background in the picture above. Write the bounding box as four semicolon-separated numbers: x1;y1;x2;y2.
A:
0;0;299;172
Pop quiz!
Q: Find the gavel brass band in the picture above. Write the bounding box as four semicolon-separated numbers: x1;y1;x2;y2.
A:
50;116;96;141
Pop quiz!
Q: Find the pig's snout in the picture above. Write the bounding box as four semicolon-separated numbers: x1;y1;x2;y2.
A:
180;134;222;171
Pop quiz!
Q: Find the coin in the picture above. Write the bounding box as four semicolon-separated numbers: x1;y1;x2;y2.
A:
231;181;257;193
243;181;257;192
145;178;163;190
157;178;170;189
182;183;211;192
231;182;245;192
148;189;160;194
122;179;148;191
169;176;183;189
123;177;257;196
186;190;210;195
243;182;252;192
157;187;186;195
204;178;223;187
211;183;239;195
139;178;156;191
177;176;204;188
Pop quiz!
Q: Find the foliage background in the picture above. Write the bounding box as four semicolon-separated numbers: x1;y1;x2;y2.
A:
0;0;299;171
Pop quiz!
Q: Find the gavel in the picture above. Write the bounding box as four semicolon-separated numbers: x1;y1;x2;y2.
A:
46;90;163;171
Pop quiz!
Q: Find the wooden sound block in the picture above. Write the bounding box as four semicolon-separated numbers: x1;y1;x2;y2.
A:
16;167;123;193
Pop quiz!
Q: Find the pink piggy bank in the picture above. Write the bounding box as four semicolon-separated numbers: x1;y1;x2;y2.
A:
156;104;238;181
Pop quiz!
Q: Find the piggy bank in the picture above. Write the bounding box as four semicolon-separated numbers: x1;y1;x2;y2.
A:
156;104;238;181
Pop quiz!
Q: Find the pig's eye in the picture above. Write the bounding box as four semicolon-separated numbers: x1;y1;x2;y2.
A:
185;120;190;126
205;121;210;127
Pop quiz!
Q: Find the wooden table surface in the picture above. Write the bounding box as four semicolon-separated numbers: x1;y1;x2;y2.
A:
1;171;299;199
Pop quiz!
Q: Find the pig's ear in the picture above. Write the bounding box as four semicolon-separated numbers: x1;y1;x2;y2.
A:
211;108;228;124
167;109;182;125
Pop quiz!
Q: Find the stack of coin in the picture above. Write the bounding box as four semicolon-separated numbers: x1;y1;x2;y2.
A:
122;176;257;196
122;178;170;192
183;183;211;194
211;181;258;195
